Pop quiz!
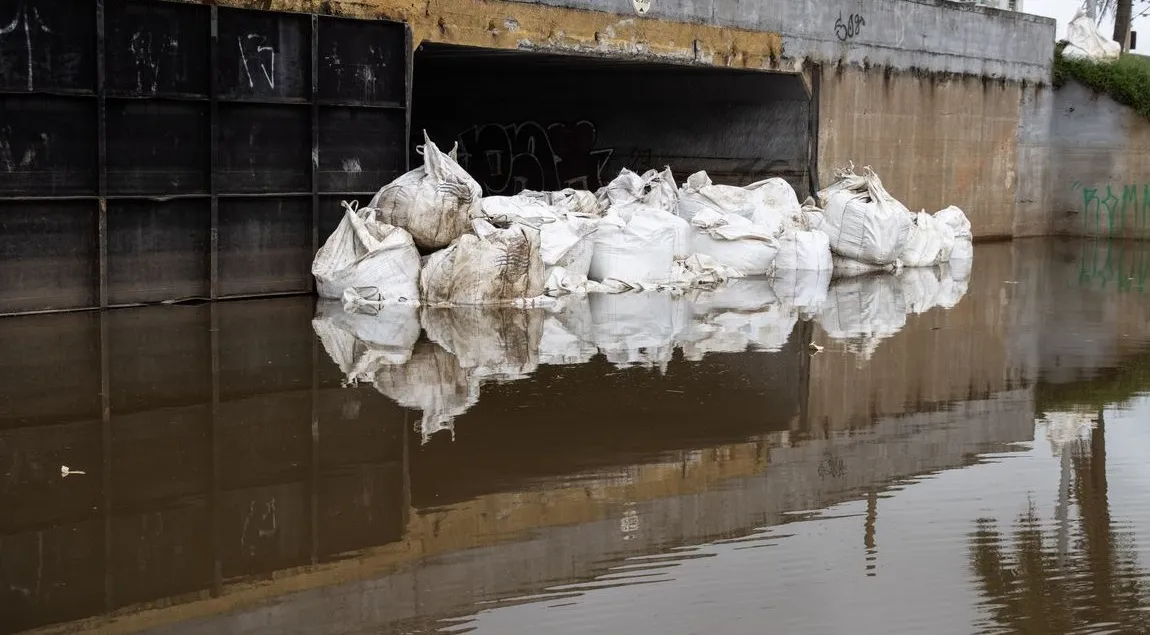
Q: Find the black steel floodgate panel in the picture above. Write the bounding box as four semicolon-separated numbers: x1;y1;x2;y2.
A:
0;0;410;314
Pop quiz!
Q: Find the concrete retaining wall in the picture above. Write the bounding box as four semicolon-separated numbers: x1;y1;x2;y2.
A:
1046;79;1150;240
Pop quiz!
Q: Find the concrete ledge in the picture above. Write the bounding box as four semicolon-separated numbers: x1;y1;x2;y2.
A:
522;0;1056;82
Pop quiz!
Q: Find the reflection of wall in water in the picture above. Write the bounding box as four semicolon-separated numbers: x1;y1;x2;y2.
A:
806;243;1017;436
0;299;407;635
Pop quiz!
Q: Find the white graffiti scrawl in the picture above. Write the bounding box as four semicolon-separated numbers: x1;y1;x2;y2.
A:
0;0;52;91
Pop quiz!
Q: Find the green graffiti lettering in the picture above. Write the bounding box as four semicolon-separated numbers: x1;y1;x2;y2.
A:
1122;185;1139;234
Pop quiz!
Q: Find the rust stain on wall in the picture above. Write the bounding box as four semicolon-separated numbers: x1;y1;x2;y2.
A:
817;66;1024;239
203;0;782;68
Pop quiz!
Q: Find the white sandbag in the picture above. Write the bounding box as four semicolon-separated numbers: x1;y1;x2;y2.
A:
935;205;973;261
312;201;421;303
1064;8;1121;62
614;202;692;260
538;295;597;366
604;168;647;208
832;256;899;277
520;188;601;216
312;300;421;377
746;177;802;219
421;306;543;382
481;195;556;224
590;291;688;371
775;230;832;272
900;211;956;268
821;167;913;265
815;163;868;208
420;218;545;305
641;167;679;214
677;171;785;235
589;207;678;284
372;341;480;444
816;274;907;361
772;268;831;318
370;131;483;251
688;209;779;276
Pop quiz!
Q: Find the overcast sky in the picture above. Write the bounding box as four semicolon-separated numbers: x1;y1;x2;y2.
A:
1028;0;1150;48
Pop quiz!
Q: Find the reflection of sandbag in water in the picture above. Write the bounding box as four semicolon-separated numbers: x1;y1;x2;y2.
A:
370;131;483;251
312;301;421;379
897;266;946;314
772;268;830;318
311;202;421;303
678;280;795;359
372;341;481;444
420;306;543;382
420;219;545;305
590;291;688;370
935;261;971;309
538;295;598;366
816;274;907;361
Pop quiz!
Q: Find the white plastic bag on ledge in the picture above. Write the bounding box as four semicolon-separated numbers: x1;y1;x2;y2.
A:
688;209;779;276
1064;8;1121;61
900;211;956;267
420;218;544;305
312;200;421;304
821;166;913;265
370;131;483;251
935;206;974;261
589;206;679;284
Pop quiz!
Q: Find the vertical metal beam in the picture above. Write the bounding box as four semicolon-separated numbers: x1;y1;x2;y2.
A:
96;0;108;308
210;302;222;596
806;63;821;199
209;6;220;300
99;312;113;609
310;336;320;564
404;25;413;173
310;13;320;288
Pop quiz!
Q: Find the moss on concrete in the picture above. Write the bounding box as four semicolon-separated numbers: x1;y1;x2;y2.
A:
1054;40;1150;119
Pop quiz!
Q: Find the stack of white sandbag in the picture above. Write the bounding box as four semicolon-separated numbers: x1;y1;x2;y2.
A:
481;194;600;295
816;164;975;275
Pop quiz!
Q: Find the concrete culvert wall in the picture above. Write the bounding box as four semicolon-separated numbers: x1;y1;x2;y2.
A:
412;44;814;198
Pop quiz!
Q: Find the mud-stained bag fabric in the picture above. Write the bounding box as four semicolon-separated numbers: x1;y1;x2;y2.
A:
822;167;913;265
688;209;779;276
311;201;421;303
370;131;483;251
420;218;545;305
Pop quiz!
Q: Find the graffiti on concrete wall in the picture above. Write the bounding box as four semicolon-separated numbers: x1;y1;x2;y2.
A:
1075;182;1150;236
834;11;866;42
456;121;614;195
1078;239;1149;294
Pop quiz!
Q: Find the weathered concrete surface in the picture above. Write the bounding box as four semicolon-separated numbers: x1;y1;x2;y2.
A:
817;68;1031;238
1047;80;1150;240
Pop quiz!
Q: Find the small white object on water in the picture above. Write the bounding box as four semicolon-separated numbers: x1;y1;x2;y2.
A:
60;465;86;477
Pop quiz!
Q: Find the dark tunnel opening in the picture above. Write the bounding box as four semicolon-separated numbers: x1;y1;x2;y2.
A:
411;44;815;200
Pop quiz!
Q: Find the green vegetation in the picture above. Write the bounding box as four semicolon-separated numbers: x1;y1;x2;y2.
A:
1054;40;1150;119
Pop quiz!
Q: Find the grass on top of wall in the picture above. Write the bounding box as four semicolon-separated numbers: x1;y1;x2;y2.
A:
1054;40;1150;119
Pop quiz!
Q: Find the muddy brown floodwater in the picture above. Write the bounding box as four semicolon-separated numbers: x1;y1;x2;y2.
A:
4;238;1150;635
